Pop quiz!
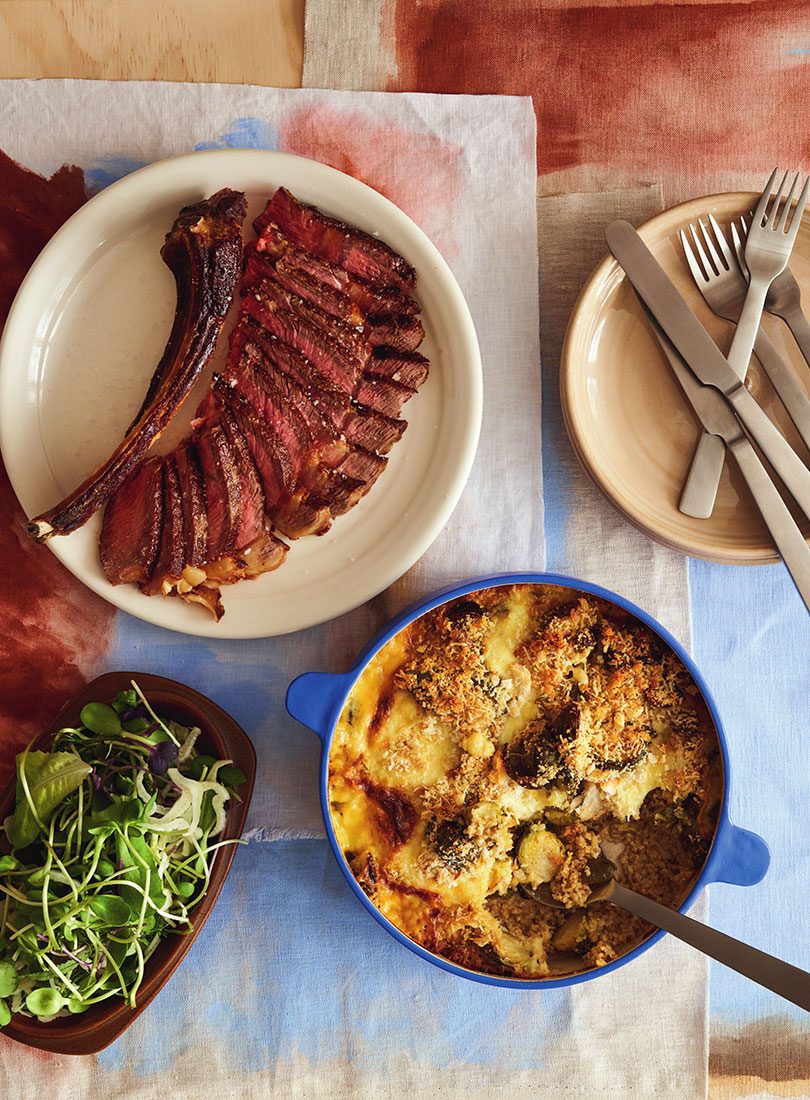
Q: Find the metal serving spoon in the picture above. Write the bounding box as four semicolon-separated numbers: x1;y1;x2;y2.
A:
527;849;810;1011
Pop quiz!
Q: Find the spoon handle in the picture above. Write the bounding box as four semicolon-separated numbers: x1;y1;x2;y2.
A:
610;882;810;1011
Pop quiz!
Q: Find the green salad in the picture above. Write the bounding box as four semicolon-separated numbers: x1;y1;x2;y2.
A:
0;682;245;1026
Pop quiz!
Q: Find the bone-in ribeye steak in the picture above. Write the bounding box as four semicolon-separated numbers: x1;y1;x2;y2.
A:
97;187;430;621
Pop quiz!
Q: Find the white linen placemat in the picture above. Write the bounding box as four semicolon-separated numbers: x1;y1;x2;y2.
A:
0;79;541;839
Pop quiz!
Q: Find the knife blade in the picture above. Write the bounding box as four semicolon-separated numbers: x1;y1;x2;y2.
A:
606;220;810;523
645;311;810;613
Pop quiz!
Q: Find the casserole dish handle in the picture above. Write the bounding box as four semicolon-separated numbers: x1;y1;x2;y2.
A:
705;822;770;887
286;671;354;740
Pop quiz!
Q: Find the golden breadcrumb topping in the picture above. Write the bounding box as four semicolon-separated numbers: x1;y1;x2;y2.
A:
328;584;721;980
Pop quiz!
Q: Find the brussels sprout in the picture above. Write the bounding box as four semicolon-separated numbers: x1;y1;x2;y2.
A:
552;912;590;953
516;823;565;886
444;599;486;624
504;705;580;789
425;816;479;873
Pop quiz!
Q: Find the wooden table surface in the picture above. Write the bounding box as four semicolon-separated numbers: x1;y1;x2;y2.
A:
0;0;305;86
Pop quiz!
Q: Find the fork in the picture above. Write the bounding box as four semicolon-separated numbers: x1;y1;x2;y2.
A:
683;170;810;518
732;214;810;367
679;216;810;516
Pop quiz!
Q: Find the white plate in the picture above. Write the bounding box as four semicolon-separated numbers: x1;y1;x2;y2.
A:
0;150;482;638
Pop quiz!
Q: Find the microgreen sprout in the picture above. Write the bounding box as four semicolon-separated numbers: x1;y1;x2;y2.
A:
0;682;245;1024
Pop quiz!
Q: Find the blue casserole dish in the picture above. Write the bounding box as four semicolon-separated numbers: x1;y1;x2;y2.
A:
286;572;769;989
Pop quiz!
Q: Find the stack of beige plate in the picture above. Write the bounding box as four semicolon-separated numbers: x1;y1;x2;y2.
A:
562;193;810;563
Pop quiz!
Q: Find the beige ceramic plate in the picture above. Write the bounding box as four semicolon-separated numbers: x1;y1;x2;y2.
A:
562;192;810;564
0;150;481;637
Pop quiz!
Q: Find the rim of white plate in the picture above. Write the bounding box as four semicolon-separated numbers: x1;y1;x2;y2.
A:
0;149;482;638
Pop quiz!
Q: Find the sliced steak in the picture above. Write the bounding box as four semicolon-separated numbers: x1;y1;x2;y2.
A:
343;405;406;454
241;293;357;392
215;394;267;550
142;456;185;595
196;423;242;561
256;222;421;317
228;345;312;475
217;380;294;507
258;187;416;290
367;314;426;353
100;456;163;585
247;273;370;368
243;245;365;328
354;376;415;418
233;318;407;454
174;441;208;567
366;350;430;390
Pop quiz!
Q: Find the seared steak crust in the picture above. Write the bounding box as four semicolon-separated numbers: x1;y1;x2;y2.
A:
28;188;247;541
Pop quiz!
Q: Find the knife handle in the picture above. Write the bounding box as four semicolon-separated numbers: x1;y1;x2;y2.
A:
728;436;810;613
681;281;771;515
680;433;726;518
781;306;810;370
728;384;810;523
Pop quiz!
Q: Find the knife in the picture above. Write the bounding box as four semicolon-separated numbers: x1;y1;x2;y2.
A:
605;220;810;523
645;311;810;613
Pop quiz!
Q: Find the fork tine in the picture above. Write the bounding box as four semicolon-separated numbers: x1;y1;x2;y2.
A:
689;221;716;277
695;215;726;271
785;175;810;241
706;214;735;268
765;170;790;229
776;172;800;232
679;228;707;284
753;167;780;228
730;220;747;273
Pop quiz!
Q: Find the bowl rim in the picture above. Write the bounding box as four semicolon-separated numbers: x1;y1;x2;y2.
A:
298;571;767;989
0;671;255;1054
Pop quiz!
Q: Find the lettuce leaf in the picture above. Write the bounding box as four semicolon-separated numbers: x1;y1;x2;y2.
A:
6;750;92;849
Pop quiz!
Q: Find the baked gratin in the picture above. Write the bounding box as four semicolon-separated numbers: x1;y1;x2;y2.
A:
328;584;721;979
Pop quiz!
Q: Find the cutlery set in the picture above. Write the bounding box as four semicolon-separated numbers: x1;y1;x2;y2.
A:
606;169;810;612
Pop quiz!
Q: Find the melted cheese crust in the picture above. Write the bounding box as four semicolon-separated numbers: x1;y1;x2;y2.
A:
328;584;721;979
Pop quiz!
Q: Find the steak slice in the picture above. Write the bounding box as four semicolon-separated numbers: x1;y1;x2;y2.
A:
258;187;416;290
196;423;243;561
28;188;247;541
367;314;426;353
247;273;370;368
233;318;406;455
343;406;406;454
228;345;312;476
248;352;348;471
217;381;294;507
354;376;415;419
142;456;185;596
366;350;430;390
100;456;163;585
215;394;267;550
241;293;357;392
256;222;421;317
174;441;208;567
243;245;365;328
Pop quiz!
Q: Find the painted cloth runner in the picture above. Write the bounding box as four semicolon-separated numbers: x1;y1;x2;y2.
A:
0;78;552;1097
303;3;810;1096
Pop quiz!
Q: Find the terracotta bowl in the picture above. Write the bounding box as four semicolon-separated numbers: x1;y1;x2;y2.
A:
0;671;255;1055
